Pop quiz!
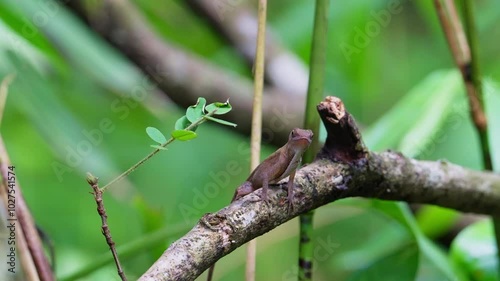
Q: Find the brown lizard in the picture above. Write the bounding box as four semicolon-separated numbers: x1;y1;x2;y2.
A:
206;128;313;281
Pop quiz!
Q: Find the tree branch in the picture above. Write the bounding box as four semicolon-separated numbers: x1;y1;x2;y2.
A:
138;96;500;280
184;0;309;96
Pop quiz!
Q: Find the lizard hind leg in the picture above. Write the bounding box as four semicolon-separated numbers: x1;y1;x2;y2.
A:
287;171;297;211
261;178;270;206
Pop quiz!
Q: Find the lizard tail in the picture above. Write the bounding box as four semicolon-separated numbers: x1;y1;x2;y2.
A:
207;264;215;281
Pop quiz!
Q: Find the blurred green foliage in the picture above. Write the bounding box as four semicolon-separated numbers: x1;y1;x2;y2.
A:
0;0;499;280
451;220;498;281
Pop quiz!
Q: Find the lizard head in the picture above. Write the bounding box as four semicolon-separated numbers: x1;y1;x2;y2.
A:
289;128;313;151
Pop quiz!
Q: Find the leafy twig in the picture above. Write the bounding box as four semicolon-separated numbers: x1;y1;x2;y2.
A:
87;98;234;280
100;104;229;192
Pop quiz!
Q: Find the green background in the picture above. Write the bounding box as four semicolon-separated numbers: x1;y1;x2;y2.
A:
0;0;499;280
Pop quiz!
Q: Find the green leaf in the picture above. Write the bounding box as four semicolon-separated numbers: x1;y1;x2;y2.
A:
174;116;191;130
350;245;419;281
186;97;206;123
416;206;459;239
171;130;197;141
150;145;167;150
146;127;167;144
368;201;457;280
204;116;237;127
364;70;462;156
205;99;232;115
450;219;497;281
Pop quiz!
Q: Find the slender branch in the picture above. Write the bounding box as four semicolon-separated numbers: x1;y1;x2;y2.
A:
433;0;470;66
100;109;217;192
0;80;40;281
434;0;496;275
433;0;490;168
86;174;127;281
245;1;267;280
460;0;491;170
460;1;497;276
138;97;500;280
0;173;39;281
0;136;55;281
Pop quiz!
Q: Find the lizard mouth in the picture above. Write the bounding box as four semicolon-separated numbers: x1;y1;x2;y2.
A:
296;137;312;146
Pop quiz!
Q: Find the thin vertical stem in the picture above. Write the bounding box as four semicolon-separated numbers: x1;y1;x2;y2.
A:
299;0;330;280
434;0;470;66
303;0;330;164
461;0;492;170
87;174;127;281
435;0;497;276
461;1;497;277
299;211;315;280
247;0;267;280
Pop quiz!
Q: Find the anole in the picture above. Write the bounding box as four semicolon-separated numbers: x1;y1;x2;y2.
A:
206;128;313;281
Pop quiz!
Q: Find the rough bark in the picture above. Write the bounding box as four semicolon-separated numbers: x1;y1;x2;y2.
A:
139;97;500;280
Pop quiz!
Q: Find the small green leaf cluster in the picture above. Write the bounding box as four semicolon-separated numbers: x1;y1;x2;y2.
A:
146;97;236;149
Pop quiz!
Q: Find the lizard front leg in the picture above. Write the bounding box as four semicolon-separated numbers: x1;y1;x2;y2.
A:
287;170;296;210
261;176;270;206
